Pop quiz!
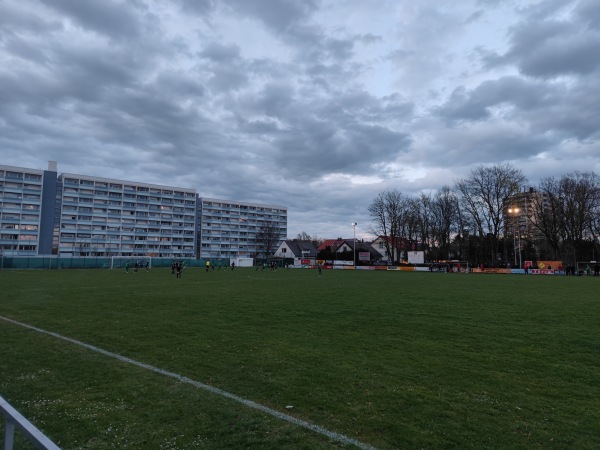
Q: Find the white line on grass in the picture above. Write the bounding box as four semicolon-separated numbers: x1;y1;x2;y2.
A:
0;315;378;450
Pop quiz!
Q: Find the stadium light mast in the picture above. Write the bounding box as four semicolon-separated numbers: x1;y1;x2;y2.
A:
352;223;358;267
507;207;521;268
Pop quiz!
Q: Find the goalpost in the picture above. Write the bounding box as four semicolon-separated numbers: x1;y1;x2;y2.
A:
110;256;152;270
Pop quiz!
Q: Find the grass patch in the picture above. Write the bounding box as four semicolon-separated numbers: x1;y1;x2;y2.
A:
1;268;599;449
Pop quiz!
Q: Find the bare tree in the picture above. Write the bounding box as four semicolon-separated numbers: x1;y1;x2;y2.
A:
369;190;408;263
531;178;563;259
403;197;422;253
431;185;459;260
416;192;435;259
295;231;322;248
256;222;281;258
455;164;526;264
296;231;312;241
559;172;600;263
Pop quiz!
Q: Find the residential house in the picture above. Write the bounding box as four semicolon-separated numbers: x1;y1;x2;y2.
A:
317;238;382;264
371;235;415;262
274;240;317;265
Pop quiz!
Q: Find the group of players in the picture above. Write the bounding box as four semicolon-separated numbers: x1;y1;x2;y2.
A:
256;261;278;272
204;260;236;272
124;260;149;273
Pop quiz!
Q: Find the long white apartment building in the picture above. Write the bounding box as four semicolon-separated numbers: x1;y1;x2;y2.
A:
1;161;287;259
197;197;287;259
57;173;197;258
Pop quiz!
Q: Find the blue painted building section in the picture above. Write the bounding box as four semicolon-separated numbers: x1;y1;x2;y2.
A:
38;167;58;254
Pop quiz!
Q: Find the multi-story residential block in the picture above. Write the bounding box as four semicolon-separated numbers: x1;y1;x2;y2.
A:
57;173;197;258
1;161;287;259
503;188;545;241
197;197;287;259
0;162;58;256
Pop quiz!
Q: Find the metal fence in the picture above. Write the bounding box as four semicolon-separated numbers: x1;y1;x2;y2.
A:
0;256;229;270
1;394;60;450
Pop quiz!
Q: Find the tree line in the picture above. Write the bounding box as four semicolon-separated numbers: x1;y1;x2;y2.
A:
368;164;600;266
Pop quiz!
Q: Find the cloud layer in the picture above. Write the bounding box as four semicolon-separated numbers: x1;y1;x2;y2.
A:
1;0;598;239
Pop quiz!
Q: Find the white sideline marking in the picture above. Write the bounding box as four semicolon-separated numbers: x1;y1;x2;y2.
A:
0;315;377;450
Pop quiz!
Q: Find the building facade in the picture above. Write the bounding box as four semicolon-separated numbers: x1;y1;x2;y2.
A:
1;162;287;259
0;163;58;256
197;197;287;259
503;188;545;241
57;173;197;258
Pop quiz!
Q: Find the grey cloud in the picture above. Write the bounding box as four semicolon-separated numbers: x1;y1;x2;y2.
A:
269;115;411;178
38;0;144;40
198;43;250;92
220;0;358;68
172;0;216;16
253;82;296;118
530;76;600;140
464;9;485;24
574;0;600;29
436;73;600;141
485;3;600;78
222;0;318;34
436;77;554;123
238;118;282;134
206;66;249;92
513;28;600;78
199;42;241;62
0;1;63;35
152;72;205;100
357;33;382;44
322;37;354;61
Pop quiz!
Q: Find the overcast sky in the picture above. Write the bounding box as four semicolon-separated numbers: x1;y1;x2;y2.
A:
1;0;599;240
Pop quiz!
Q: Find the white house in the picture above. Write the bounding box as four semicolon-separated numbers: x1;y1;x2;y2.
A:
274;240;317;266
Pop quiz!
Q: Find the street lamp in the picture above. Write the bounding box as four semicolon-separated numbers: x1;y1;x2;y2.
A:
507;207;521;268
352;223;357;267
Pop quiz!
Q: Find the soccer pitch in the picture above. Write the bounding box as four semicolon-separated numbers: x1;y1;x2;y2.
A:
1;268;599;449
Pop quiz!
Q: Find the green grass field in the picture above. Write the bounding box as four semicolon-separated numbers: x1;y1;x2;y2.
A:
1;268;599;449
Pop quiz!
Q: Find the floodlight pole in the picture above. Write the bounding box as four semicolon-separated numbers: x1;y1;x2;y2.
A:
508;207;521;268
517;226;522;269
352;223;357;267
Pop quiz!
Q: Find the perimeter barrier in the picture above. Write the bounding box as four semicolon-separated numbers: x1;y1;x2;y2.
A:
0;256;228;270
1;394;60;450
